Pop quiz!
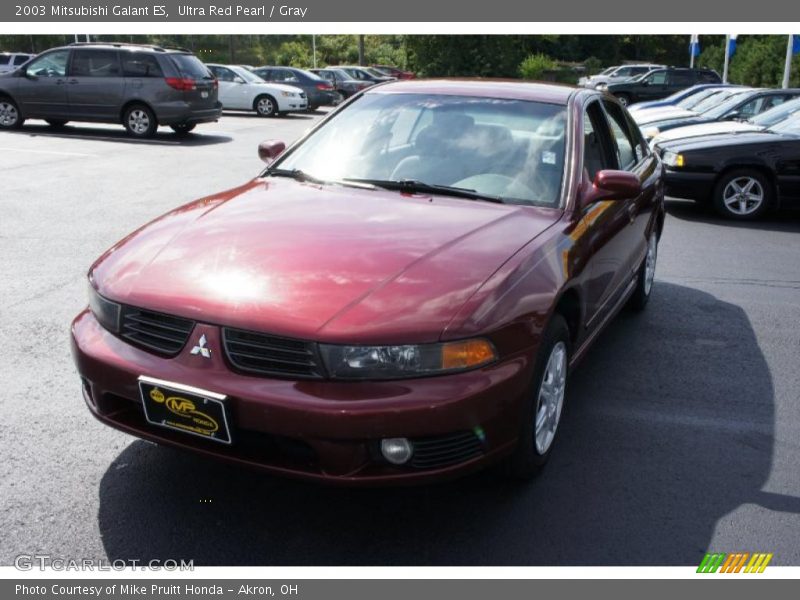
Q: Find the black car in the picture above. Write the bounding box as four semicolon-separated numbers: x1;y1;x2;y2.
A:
310;67;373;99
0;42;220;137
336;65;395;85
603;67;721;106
251;66;336;110
641;88;800;140
659;114;800;220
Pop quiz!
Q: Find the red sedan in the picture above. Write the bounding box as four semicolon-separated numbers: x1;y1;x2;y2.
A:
71;80;664;485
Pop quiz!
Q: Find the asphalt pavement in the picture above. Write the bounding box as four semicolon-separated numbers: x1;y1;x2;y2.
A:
1;110;799;566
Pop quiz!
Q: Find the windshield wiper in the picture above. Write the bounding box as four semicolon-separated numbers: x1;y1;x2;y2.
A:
342;178;505;204
266;168;328;185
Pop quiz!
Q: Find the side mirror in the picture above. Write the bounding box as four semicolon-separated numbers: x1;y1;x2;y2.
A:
580;170;641;209
233;76;245;84
258;140;286;164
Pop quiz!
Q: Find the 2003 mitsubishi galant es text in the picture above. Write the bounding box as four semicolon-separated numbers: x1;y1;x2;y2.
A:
72;80;665;484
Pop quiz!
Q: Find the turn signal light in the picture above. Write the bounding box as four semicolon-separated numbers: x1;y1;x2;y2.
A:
441;339;497;370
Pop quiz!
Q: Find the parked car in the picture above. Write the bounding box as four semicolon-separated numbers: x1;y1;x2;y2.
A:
251;66;336;110
651;96;800;148
71;79;664;484
640;88;800;141
336;65;395;84
0;43;220;137
659;112;800;219
0;52;34;73
310;67;373;98
579;64;663;89
631;87;752;126
628;83;742;112
206;63;307;116
602;67;722;106
370;64;416;79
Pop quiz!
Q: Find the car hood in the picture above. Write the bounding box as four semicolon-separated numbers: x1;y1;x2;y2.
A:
254;82;304;94
652;120;761;146
91;178;561;344
657;130;784;153
634;107;697;125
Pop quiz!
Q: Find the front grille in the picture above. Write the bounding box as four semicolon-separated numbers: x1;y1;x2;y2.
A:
222;327;323;379
120;307;195;356
409;430;485;469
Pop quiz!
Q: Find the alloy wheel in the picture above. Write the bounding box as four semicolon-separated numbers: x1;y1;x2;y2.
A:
0;101;19;127
127;109;151;135
722;176;764;216
257;97;275;116
535;341;567;455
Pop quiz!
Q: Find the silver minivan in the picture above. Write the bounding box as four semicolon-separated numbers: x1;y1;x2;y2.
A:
0;43;222;137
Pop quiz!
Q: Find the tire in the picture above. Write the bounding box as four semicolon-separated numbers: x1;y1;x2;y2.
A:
308;104;319;111
254;95;277;117
0;97;24;130
712;169;772;220
505;314;571;480
123;104;157;138
628;230;658;311
170;123;196;135
45;119;68;128
615;93;632;107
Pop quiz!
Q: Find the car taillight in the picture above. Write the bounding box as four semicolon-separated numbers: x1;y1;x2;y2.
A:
211;78;218;89
164;77;197;91
316;83;333;90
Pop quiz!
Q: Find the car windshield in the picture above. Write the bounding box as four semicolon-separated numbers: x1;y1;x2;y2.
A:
692;90;746;114
767;112;800;136
271;92;568;207
702;91;757;119
230;66;263;83
677;89;721;110
751;97;800;126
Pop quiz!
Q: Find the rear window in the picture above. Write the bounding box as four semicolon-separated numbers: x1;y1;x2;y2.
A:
170;53;211;79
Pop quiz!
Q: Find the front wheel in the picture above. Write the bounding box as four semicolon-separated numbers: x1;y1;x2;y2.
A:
712;169;772;220
628;230;658;311
505;314;570;480
123;104;157;138
254;95;277;117
0;97;24;129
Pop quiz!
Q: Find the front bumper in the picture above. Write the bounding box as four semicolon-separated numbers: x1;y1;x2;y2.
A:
663;169;715;202
277;96;309;113
71;310;532;485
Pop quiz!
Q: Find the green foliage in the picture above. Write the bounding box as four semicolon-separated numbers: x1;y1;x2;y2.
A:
583;56;603;75
519;53;558;80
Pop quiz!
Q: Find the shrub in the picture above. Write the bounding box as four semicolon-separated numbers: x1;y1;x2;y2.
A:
519;53;558;80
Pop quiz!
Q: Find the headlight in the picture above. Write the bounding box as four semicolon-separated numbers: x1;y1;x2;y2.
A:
280;91;297;97
88;282;121;333
596;83;607;90
319;338;497;380
662;151;685;168
642;127;660;140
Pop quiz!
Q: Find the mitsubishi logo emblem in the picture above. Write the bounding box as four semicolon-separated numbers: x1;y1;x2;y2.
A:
190;334;212;359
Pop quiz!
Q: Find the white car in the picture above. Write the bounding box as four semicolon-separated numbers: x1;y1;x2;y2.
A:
0;52;34;74
206;64;307;116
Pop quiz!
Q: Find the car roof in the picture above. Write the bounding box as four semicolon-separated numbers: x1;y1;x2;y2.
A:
56;42;191;54
366;79;577;104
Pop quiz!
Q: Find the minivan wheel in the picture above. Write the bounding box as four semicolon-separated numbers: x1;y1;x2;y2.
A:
628;230;658;311
0;98;23;129
505;314;570;480
45;120;68;128
123;104;157;138
254;95;277;117
170;123;196;135
712;169;772;220
615;93;632;107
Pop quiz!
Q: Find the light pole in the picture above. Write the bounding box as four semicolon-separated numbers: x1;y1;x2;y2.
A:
783;35;793;89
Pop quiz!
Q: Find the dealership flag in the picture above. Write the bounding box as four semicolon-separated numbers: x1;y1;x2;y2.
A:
728;34;738;57
690;34;701;57
794;34;800;54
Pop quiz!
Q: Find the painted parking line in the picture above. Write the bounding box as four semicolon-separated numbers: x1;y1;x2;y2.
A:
0;146;96;157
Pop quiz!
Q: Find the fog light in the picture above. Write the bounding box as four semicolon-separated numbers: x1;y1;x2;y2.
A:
381;438;413;465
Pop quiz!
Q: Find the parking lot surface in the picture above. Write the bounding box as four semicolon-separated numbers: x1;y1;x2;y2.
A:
1;112;799;566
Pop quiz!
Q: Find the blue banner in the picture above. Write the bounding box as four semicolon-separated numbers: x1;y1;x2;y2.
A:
793;34;800;55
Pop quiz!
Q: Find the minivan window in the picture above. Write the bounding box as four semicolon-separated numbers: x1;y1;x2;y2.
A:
170;53;211;79
121;52;163;77
13;55;30;66
25;50;69;78
0;55;9;65
71;49;120;77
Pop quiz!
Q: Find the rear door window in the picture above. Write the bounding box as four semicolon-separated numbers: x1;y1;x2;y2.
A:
70;49;120;77
121;52;163;77
272;69;300;83
668;71;693;86
583;101;617;179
